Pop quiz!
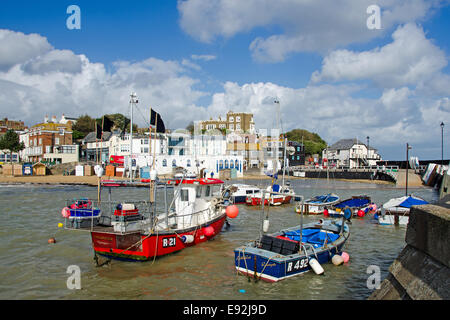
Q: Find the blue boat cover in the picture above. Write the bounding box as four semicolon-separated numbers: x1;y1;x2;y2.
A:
335;197;370;208
272;184;280;192
283;229;339;245
399;196;428;208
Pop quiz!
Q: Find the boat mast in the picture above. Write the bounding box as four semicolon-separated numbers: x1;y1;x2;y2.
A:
282;137;287;186
129;92;137;182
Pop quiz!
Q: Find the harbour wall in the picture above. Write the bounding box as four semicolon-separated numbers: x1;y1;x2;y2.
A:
368;201;450;300
286;169;396;183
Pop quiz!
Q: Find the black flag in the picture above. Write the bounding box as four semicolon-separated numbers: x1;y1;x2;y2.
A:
96;123;102;139
102;116;114;133
150;109;166;133
120;117;130;138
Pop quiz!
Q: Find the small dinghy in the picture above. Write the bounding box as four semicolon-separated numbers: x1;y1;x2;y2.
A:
295;193;340;214
327;195;372;218
375;195;428;226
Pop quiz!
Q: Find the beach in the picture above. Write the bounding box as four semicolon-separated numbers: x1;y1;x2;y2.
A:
0;173;424;187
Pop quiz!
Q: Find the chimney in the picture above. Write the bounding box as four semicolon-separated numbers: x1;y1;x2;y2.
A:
51;115;57;123
44;115;49;123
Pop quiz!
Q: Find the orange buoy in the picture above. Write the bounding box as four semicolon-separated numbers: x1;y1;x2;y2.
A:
48;238;56;244
203;226;215;237
226;205;239;219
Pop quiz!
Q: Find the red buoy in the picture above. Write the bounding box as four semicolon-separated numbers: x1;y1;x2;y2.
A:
203;226;215;237
357;210;365;217
226;205;239;219
323;209;329;217
48;238;56;244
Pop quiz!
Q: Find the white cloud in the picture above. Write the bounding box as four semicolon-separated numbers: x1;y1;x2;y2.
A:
311;23;447;88
0;29;52;71
191;54;217;61
178;0;444;62
0;30;209;130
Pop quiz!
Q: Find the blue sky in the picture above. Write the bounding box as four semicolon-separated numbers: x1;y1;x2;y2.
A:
0;0;449;160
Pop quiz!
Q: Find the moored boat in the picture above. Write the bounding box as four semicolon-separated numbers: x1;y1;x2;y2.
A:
235;190;350;282
295;193;340;214
327;195;372;218
375;195;428;226
61;176;238;262
224;184;261;204
246;183;294;206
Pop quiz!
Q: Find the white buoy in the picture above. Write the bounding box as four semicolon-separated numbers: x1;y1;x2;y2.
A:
181;235;194;244
332;254;344;266
309;258;324;275
263;219;270;232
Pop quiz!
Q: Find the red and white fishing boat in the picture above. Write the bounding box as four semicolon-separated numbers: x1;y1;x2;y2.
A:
246;183;294;206
61;176;239;262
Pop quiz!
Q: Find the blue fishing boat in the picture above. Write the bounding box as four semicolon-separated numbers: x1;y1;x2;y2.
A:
327;195;372;218
234;190;350;282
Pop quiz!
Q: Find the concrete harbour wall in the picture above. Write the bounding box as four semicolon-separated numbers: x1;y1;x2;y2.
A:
368;203;450;300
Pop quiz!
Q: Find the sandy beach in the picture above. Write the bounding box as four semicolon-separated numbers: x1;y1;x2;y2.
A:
0;173;425;187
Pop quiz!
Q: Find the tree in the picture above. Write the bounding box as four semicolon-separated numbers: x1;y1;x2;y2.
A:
0;130;25;163
72;114;96;138
285;128;327;156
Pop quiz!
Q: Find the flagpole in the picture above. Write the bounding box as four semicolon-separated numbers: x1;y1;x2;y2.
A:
149;107;153;203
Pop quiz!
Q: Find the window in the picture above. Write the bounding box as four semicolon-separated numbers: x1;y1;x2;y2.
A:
236;124;241;130
38;138;42;145
229;117;234;122
180;189;189;202
229;124;234;130
46;146;51;153
196;187;202;198
225;160;229;169
235;160;239;168
172;159;177;167
187;159;191;167
55;138;60;145
230;161;234;169
236;116;241;122
162;159;167;167
205;186;211;197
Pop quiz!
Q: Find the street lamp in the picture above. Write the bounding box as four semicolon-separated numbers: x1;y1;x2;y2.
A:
367;136;370;165
441;122;445;166
406;143;412;196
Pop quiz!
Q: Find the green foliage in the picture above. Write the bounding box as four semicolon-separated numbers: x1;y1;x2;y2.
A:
0;130;25;162
72;114;96;137
285;129;327;156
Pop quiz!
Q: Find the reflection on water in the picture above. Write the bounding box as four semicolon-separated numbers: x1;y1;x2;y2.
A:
0;179;438;300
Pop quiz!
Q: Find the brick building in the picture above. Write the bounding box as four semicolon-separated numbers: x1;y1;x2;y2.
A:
21;117;73;163
0;118;27;135
197;111;255;134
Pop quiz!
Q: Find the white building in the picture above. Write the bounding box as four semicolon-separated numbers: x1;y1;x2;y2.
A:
324;138;382;168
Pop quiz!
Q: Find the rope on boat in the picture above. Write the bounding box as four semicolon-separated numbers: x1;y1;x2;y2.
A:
258;254;280;281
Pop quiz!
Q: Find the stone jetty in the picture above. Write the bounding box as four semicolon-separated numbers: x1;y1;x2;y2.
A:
368;199;450;300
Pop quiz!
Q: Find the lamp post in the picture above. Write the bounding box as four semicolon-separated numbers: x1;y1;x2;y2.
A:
406;143;412;196
441;122;445;166
366;136;370;166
